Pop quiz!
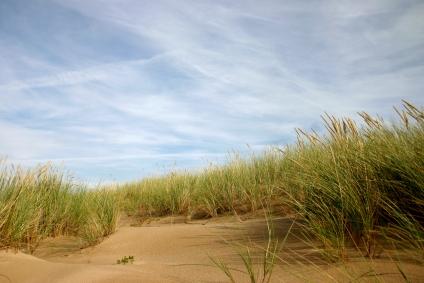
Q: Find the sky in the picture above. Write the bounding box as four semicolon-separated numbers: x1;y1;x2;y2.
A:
1;0;423;183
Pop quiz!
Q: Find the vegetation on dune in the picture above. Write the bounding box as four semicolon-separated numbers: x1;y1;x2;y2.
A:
116;255;135;265
0;164;119;251
0;101;423;262
120;154;281;218
280;102;424;259
120;101;423;259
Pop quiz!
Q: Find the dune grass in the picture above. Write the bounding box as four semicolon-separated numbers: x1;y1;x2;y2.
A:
280;101;423;259
0;101;422;263
119;151;284;218
119;101;423;260
0;163;119;251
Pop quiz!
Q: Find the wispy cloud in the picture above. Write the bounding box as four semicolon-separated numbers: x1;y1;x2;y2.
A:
0;53;171;92
0;121;61;159
0;0;423;182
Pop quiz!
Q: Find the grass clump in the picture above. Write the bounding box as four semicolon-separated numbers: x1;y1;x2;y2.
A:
281;101;424;259
120;101;423;260
119;152;283;218
0;164;119;251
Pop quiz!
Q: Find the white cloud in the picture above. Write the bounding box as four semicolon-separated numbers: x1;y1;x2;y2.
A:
0;121;61;159
0;53;170;92
0;0;423;181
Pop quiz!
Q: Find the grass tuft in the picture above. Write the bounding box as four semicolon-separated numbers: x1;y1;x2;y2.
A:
0;163;119;251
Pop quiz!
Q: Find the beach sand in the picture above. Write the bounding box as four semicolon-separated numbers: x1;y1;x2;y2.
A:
1;215;423;282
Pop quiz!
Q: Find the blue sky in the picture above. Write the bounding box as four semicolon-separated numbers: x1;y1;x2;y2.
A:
1;0;423;183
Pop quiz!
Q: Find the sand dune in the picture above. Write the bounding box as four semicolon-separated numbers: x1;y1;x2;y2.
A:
1;216;423;283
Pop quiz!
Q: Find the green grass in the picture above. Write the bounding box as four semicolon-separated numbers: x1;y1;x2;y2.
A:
119;100;423;260
280;102;424;259
0;163;119;251
119;152;283;218
1;101;422;263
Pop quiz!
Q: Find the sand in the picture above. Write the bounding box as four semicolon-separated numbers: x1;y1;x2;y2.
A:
1;215;423;283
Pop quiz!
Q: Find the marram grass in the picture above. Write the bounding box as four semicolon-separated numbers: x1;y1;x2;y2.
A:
0;101;422;260
280;101;423;259
0;163;119;251
119;101;423;259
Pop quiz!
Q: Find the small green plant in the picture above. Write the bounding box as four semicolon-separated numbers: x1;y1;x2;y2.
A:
116;255;135;265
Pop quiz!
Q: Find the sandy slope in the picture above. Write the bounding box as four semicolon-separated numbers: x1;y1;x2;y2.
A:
1;216;423;283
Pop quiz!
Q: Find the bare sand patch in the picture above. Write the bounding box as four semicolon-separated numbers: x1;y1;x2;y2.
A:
1;216;423;282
